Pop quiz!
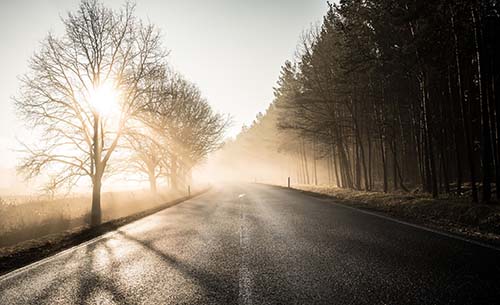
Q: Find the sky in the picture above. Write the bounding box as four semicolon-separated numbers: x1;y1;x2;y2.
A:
0;0;328;186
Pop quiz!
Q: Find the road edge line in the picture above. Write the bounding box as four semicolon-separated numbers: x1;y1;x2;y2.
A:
264;184;500;252
0;189;210;283
330;200;500;252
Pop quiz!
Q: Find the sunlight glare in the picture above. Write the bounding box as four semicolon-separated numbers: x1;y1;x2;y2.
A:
89;82;120;117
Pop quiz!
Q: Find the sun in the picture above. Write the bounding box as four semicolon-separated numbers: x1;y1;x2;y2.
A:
88;82;121;117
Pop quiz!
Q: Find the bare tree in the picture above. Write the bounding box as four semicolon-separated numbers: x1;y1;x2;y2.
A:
142;73;229;189
15;0;167;226
122;129;168;193
118;67;228;192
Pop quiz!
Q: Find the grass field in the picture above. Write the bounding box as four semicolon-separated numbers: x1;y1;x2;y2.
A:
0;188;188;248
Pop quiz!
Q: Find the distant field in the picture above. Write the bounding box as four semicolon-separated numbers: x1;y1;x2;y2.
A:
0;188;190;248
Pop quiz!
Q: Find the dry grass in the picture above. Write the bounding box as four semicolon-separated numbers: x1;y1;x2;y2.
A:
292;185;500;245
0;188;189;248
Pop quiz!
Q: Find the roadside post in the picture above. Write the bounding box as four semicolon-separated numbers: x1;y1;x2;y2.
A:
288;177;290;188
188;185;191;196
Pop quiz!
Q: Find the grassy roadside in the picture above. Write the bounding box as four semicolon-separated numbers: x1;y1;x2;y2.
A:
0;188;210;276
283;185;500;247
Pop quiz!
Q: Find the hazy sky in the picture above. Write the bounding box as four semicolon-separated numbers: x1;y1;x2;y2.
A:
0;0;327;169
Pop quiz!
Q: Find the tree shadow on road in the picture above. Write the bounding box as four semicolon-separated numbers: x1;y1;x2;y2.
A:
76;238;144;305
116;230;237;304
2;238;140;305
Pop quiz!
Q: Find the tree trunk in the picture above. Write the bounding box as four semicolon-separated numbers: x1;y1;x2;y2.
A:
392;139;398;191
355;140;361;190
380;134;388;193
298;152;303;184
422;73;438;198
448;63;464;194
332;145;341;188
170;154;179;190
327;153;332;184
450;4;478;202
301;139;310;184
472;5;493;203
493;10;500;200
495;63;500;200
354;127;369;191
339;143;353;188
149;174;157;193
91;112;102;227
91;178;102;227
367;133;373;190
313;139;318;185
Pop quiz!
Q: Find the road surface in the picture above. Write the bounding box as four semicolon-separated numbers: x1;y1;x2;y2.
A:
1;184;499;304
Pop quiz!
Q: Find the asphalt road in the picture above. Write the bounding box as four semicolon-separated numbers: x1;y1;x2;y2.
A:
1;184;499;305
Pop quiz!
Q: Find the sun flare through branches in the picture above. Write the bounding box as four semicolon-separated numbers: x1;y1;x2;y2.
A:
88;81;121;118
14;0;228;227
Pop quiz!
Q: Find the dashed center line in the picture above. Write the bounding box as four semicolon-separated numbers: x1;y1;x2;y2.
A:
238;194;252;305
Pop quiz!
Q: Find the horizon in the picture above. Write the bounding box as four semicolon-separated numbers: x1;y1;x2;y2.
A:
1;1;499;303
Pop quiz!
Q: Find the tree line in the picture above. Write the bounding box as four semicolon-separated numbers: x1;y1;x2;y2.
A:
15;0;227;226
219;0;499;203
270;0;500;203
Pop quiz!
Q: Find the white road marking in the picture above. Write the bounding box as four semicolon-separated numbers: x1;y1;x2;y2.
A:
317;197;500;252
0;230;118;283
0;195;202;283
238;193;252;305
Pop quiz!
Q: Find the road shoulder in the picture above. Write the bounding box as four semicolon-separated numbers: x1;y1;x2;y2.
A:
266;184;500;249
0;189;210;276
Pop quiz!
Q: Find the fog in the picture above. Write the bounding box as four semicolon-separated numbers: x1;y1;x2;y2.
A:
200;105;333;188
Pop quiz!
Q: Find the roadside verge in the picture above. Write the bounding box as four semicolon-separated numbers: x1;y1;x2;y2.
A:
0;188;210;276
269;184;500;248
